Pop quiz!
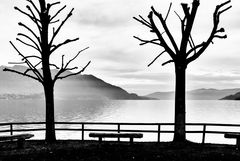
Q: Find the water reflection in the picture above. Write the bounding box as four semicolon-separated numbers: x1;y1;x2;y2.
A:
0;99;240;144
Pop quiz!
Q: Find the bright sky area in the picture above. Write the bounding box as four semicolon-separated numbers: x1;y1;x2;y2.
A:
0;0;239;95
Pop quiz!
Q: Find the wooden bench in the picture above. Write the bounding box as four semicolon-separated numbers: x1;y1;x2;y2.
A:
224;133;240;147
0;134;34;148
89;133;143;143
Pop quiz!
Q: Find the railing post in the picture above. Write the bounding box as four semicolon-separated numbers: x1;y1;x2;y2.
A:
117;123;120;142
82;123;85;141
202;124;206;144
158;124;161;142
10;123;13;135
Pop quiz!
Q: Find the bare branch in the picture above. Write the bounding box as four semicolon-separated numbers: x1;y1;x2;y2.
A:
175;11;186;37
49;8;74;46
162;60;174;66
14;6;41;31
16;37;39;51
3;68;42;83
24;61;42;75
186;42;205;58
148;11;176;59
50;19;60;24
18;22;41;46
61;55;65;68
188;34;196;55
133;16;152;28
50;5;66;22
49;63;60;69
65;47;89;68
17;33;41;52
216;28;225;33
165;3;172;21
180;0;199;53
219;5;232;15
53;47;89;82
26;5;40;23
174;11;182;21
65;67;78;71
23;55;42;60
26;0;40;15
218;0;231;9
50;38;79;54
181;3;190;18
151;6;179;53
9;41;43;82
187;0;231;64
14;6;33;20
148;50;166;67
47;2;60;10
56;61;91;80
133;36;160;46
214;35;227;39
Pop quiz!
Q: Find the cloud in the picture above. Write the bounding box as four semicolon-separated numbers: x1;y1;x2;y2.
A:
76;11;128;27
73;1;137;28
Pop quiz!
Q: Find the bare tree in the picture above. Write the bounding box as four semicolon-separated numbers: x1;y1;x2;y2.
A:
4;0;90;143
134;0;231;142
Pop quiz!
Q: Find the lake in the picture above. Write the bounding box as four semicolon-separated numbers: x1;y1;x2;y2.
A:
0;99;240;144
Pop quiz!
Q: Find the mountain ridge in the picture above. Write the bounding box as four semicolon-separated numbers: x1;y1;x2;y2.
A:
145;88;240;100
0;65;151;100
220;92;240;100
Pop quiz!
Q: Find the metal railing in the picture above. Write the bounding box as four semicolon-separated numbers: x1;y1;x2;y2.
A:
0;122;240;144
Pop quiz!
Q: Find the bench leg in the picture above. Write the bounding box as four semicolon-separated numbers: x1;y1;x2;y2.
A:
17;138;25;148
130;137;133;144
236;138;240;149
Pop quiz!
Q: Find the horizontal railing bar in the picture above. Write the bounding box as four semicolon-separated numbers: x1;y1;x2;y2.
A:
0;122;45;126
0;130;11;133
12;128;45;132
5;128;237;135
56;122;175;126
109;130;173;133
1;122;240;127
53;128;175;133
186;123;240;127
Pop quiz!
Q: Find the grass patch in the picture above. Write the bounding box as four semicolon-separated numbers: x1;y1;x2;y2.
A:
0;140;240;161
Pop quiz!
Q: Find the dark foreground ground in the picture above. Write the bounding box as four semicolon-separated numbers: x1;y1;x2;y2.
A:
0;140;240;161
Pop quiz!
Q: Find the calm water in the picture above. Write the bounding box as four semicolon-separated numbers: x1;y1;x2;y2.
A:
0;99;240;143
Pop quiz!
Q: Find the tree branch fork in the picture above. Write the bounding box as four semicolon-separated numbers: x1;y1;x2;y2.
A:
133;0;231;67
4;0;91;85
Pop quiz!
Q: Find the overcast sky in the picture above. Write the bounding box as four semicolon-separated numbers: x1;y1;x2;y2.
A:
0;0;239;95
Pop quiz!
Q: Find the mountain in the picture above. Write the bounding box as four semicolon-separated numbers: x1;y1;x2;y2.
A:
220;92;240;100
145;88;240;100
0;65;151;100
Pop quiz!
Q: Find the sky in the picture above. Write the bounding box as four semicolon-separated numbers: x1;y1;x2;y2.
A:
0;0;240;95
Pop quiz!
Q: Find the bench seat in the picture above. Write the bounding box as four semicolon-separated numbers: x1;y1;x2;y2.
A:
224;133;240;147
0;134;34;148
89;133;143;143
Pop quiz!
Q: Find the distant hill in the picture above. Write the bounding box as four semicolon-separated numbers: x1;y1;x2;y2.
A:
220;92;240;100
0;65;151;100
145;88;240;100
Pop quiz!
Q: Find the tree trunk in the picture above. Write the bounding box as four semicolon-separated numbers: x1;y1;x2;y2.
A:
44;84;56;143
173;64;186;142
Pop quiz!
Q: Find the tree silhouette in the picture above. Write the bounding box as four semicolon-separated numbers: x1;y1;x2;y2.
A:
134;0;231;142
4;0;90;143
